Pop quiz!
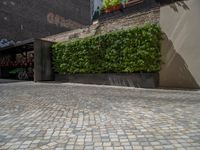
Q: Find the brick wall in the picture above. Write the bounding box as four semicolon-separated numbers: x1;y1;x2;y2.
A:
43;9;160;43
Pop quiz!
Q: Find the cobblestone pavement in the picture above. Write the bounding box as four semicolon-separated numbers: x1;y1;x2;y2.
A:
0;81;200;150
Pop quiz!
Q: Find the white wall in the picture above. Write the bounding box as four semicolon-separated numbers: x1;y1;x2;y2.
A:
92;0;103;19
160;0;200;89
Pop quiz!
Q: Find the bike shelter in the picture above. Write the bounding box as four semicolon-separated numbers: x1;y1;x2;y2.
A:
0;39;34;81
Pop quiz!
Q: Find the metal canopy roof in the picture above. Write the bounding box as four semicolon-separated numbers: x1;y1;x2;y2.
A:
0;39;34;54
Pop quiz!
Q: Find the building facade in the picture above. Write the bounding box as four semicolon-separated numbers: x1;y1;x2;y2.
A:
0;0;157;47
0;0;91;45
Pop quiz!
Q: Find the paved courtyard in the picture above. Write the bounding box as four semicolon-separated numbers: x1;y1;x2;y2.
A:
0;80;200;150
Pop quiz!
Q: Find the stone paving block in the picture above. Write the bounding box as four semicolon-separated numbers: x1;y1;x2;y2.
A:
0;81;200;150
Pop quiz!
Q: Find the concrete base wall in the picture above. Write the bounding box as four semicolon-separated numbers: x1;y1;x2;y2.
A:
55;73;159;88
160;0;200;89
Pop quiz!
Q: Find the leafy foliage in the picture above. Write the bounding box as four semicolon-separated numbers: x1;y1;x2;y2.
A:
103;0;120;9
52;24;161;74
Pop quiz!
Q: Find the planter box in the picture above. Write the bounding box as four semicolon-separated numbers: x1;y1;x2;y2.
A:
105;4;121;13
55;73;159;88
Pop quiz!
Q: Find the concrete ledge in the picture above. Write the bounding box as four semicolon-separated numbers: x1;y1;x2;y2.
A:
55;73;159;88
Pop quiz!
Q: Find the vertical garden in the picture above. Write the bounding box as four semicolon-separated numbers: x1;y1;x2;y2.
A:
52;24;161;74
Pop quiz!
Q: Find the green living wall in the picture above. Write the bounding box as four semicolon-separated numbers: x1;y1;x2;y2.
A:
52;24;161;74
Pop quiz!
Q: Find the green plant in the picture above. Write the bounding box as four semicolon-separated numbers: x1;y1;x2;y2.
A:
52;24;162;74
103;0;112;9
111;0;121;6
103;0;120;9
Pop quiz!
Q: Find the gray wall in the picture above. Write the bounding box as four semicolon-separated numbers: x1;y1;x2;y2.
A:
160;0;200;89
0;0;90;42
